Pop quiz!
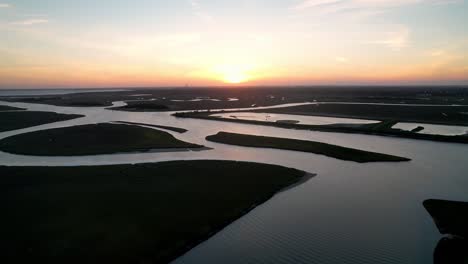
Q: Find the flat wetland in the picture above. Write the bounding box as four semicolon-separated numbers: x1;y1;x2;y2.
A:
0;160;307;263
207;131;410;163
0;111;84;132
0;86;467;264
0;123;202;156
3;86;468;111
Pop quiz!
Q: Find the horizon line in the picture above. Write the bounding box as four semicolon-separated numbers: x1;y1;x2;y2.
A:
1;84;468;90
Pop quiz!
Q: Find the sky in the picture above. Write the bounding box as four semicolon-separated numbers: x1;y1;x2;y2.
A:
0;0;467;88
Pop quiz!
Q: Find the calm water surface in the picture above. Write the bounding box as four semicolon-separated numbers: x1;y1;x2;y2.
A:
0;100;467;264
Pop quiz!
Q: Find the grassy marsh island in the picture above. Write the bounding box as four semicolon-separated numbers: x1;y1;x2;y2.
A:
206;132;411;163
0;105;25;111
114;121;188;133
0;123;203;156
0;160;308;264
0;111;84;132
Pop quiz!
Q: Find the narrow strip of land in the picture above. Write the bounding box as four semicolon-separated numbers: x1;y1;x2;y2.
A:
110;101;170;111
0;111;84;132
0;123;202;156
0;105;25;111
206;132;410;163
114;121;188;133
0;160;308;264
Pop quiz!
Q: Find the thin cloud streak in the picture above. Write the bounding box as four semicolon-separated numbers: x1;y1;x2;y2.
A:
291;0;460;12
369;26;411;50
0;3;11;8
10;19;49;26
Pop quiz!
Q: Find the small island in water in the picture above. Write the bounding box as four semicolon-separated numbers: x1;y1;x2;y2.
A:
206;131;411;163
0;123;202;156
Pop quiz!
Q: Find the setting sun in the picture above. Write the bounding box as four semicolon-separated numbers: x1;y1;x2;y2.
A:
217;65;250;84
223;71;248;84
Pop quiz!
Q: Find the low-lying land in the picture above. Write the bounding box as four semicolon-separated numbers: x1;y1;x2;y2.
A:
0;123;202;156
206;132;410;163
254;103;468;126
0;160;308;264
114;121;188;133
0;105;25;111
0;111;84;132
1;96;111;107
175;111;468;144
3;87;467;111
110;101;170;111
423;199;468;238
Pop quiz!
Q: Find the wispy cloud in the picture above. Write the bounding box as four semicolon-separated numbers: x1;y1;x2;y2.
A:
0;3;11;8
188;0;214;23
291;0;460;13
10;19;49;26
370;26;410;50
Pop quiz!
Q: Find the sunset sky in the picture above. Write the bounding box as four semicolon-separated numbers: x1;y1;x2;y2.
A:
1;0;467;88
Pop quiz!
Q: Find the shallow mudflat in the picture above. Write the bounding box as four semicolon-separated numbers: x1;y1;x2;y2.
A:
0;111;84;132
207;132;411;163
0;160;307;264
0;123;203;156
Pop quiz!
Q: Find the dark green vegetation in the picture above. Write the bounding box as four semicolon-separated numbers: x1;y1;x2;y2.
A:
0;160;307;264
423;199;468;238
175;111;468;144
0;105;25;111
0;123;202;156
0;111;84;132
3;87;467;111
257;103;468;126
114;121;188;133
206;132;410;163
